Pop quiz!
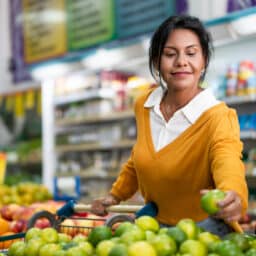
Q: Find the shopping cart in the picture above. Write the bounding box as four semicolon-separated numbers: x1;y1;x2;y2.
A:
27;200;157;233
0;201;158;255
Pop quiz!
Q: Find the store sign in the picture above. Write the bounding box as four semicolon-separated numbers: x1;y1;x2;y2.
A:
10;0;31;83
22;0;67;64
66;0;115;50
9;0;176;82
115;0;175;38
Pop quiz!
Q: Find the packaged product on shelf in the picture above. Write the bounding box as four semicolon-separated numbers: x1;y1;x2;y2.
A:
247;75;256;95
225;63;238;96
237;60;254;96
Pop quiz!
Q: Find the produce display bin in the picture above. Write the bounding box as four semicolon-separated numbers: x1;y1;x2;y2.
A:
0;200;143;255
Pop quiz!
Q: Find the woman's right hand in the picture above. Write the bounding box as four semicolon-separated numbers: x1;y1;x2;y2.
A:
91;194;121;216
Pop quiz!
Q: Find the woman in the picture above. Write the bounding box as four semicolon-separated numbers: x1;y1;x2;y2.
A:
91;15;248;236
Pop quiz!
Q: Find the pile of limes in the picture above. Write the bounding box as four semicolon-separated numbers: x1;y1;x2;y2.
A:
7;213;256;255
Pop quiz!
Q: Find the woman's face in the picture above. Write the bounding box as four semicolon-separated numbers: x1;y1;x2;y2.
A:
160;28;205;91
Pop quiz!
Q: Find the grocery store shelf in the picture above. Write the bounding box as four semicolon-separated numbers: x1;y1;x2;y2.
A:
56;171;117;179
246;175;256;188
240;131;256;140
54;88;115;106
7;159;42;166
55;109;134;126
56;139;136;153
222;94;256;105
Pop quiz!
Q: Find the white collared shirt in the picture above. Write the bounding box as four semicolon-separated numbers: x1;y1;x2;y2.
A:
144;87;220;151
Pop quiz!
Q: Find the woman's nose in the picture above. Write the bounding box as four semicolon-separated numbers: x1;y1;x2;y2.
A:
176;54;188;66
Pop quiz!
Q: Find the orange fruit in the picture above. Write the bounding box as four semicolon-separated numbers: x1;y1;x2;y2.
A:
0;232;19;249
0;218;10;235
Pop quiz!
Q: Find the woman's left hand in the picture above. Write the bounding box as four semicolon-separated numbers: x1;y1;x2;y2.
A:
214;190;242;223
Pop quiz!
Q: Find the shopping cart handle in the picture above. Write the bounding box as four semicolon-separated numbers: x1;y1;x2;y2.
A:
57;200;76;217
57;200;158;218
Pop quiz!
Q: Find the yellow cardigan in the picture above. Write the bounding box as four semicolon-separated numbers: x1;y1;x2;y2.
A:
111;88;248;232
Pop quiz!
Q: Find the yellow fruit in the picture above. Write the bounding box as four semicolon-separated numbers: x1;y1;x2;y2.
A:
120;226;145;245
176;219;199;240
180;239;207;256
198;232;220;248
96;240;115;256
135;216;159;233
128;241;157;256
150;234;177;255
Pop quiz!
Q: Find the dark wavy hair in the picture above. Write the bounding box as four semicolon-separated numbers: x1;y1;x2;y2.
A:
149;15;213;83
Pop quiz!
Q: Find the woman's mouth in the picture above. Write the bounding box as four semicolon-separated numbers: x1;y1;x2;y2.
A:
171;72;191;78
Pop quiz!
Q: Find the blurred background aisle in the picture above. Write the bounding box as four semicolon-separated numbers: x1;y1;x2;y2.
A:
0;0;256;235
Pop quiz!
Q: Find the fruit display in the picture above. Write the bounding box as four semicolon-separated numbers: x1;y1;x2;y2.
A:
0;200;64;244
3;216;256;256
0;183;52;206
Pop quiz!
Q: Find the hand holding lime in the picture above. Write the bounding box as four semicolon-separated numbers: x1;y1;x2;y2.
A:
200;189;226;215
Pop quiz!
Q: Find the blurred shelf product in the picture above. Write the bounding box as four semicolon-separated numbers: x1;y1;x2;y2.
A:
240;131;256;140
0;88;43;185
56;139;136;154
246;175;256;188
49;70;152;202
55;109;134;126
223;94;256;105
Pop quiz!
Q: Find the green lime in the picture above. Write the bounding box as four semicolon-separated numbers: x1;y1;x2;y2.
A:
223;233;250;252
77;241;94;255
87;226;112;247
120;226;145;245
201;189;226;215
198;232;220;248
176;219;199;240
179;239;207;256
109;243;128;256
167;226;187;245
215;240;243;256
8;241;26;256
245;248;256;256
145;230;156;242
249;239;256;249
96;240;115;256
114;222;133;237
25;227;42;242
150;234;177;255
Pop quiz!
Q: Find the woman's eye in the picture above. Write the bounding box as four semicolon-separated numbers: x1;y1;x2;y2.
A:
187;52;196;56
165;52;176;57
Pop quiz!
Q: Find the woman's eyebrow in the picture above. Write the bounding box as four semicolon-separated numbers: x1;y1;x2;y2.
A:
163;44;199;50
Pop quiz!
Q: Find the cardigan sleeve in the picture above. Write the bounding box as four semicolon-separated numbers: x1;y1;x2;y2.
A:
209;109;248;215
110;148;138;201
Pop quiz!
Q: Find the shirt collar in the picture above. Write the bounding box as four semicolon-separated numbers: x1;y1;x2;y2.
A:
144;87;219;124
144;86;165;108
181;88;219;124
